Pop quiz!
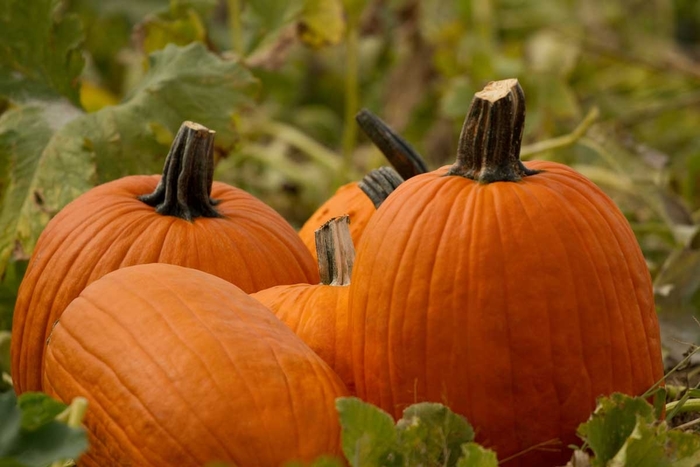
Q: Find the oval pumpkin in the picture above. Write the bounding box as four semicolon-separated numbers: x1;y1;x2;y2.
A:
298;109;428;260
43;263;348;467
253;215;355;391
12;121;318;393
349;80;663;466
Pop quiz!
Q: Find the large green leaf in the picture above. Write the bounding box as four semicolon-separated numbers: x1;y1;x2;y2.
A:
89;41;258;182
0;391;87;467
0;0;84;104
396;402;474;467
336;397;399;467
0;103;84;275
577;393;656;466
455;443;499;467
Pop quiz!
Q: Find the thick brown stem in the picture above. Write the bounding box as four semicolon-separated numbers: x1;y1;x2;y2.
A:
355;109;429;179
447;79;540;183
315;216;355;286
139;121;221;221
358;166;404;209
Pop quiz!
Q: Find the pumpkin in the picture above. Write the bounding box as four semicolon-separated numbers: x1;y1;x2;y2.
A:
298;109;428;259
349;79;663;466
12;121;318;393
253;215;355;391
43;263;348;467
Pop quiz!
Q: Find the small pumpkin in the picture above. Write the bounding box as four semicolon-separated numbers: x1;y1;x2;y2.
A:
253;215;355;391
349;79;663;466
43;263;348;467
298;109;428;259
12;121;318;393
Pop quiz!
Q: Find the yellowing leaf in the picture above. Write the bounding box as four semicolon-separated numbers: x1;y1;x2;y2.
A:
297;0;346;48
79;81;120;113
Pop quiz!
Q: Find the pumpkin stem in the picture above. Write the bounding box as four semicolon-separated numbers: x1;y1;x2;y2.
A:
139;121;221;221
315;216;355;286
356;109;429;179
358;166;404;209
447;78;541;183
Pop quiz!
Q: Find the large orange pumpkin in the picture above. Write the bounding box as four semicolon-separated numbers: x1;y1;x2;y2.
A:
253;215;355;391
43;263;348;467
12;121;318;393
349;79;663;466
298;109;428;259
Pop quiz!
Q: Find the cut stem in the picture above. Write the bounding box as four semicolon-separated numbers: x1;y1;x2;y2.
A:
447;78;540;183
139;121;221;221
355;109;429;179
315;216;355;286
358;167;404;209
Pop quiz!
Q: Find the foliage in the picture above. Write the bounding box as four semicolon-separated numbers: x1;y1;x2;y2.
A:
0;391;87;467
573;393;700;467
335;397;488;467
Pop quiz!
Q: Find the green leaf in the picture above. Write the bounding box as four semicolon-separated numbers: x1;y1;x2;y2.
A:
0;103;83;276
396;402;475;467
577;393;656;466
0;0;85;105
17;392;67;431
608;417;669;467
336;397;399;467
297;0;346;48
0;391;87;467
0;260;27;331
456;443;499;467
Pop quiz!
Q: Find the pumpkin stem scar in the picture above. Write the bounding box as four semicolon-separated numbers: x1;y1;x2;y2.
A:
315;215;355;286
447;78;541;183
355;109;429;179
139;121;222;221
358;167;404;209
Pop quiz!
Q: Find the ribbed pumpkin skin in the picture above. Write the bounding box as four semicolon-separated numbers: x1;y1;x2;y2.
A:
350;161;663;466
298;182;373;260
43;263;347;467
12;175;319;393
252;285;353;392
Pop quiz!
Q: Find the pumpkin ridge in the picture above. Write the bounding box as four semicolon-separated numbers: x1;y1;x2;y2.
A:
48;303;196;466
119;271;270;463
488;187;522;452
536;180;617;391
500;181;568;456
543;175;659;385
76;291;233;462
422;179;468;405
44;339;163;467
384;177;458;412
508;181;571;445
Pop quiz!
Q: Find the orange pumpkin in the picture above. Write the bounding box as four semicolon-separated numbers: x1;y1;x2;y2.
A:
253;215;355;391
43;263;348;467
298;109;428;259
349;80;663;466
12;121;318;393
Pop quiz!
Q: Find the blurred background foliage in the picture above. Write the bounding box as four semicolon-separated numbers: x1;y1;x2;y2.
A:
1;0;700;385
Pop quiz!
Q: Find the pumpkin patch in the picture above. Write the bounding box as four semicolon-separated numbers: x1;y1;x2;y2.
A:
3;1;699;464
